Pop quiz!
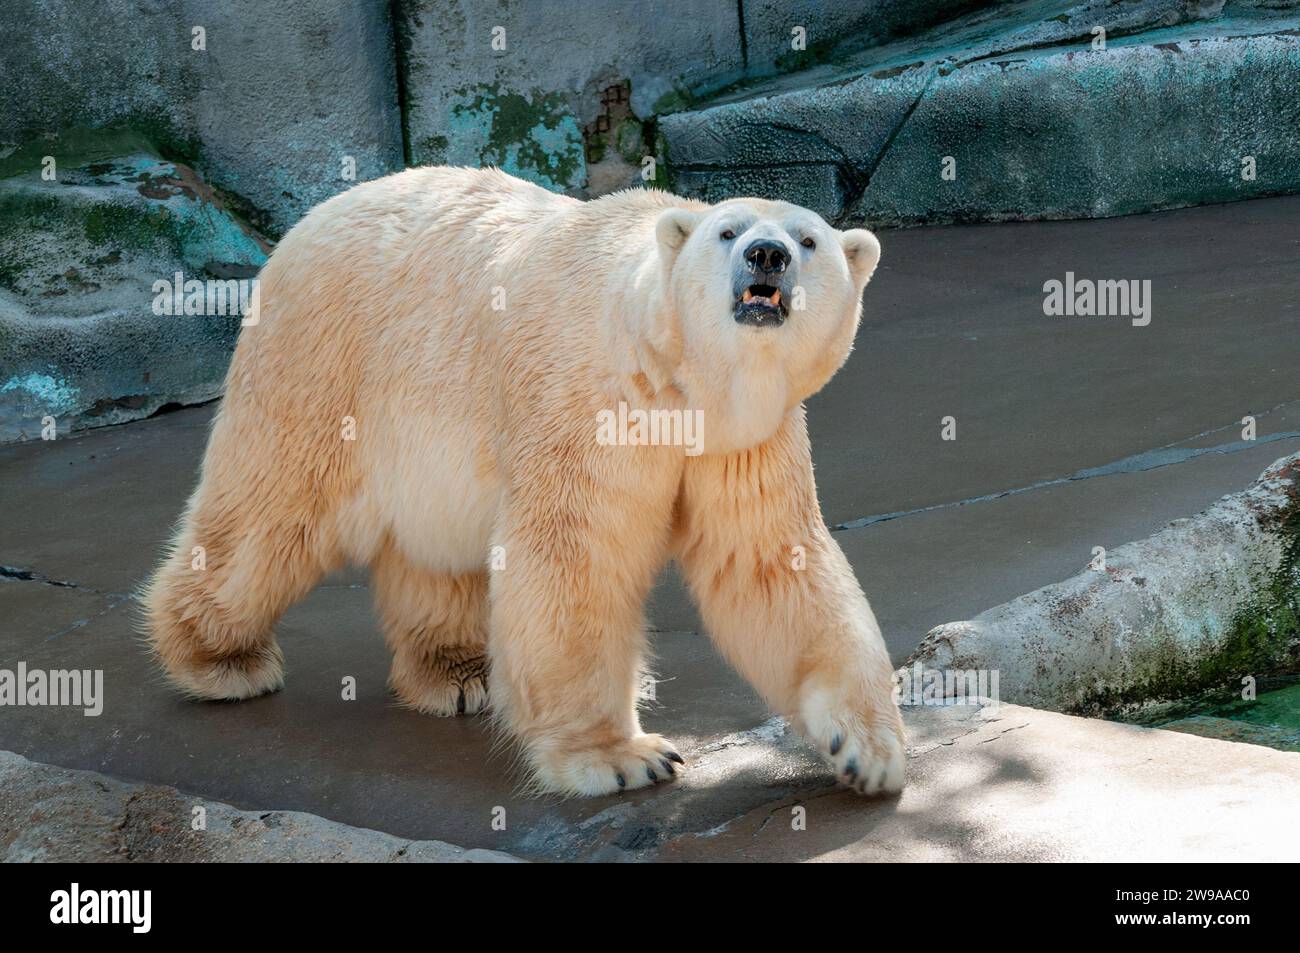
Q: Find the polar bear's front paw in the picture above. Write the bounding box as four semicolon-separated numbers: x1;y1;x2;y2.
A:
531;733;685;797
799;693;905;796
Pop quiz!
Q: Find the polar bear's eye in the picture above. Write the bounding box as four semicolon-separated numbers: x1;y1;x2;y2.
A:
801;236;816;250
720;229;736;241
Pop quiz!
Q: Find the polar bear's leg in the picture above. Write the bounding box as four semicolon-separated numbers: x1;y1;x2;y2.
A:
143;495;326;701
370;541;489;716
673;406;906;796
488;451;684;796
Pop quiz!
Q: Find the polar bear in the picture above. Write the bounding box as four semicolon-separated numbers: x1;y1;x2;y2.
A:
143;166;905;797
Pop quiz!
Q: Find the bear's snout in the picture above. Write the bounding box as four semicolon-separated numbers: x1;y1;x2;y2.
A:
744;239;789;275
734;238;793;328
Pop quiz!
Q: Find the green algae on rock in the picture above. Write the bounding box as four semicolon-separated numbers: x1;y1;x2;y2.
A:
0;150;268;442
907;453;1300;718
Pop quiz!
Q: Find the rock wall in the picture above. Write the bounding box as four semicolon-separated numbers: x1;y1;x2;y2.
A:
0;0;403;238
662;1;1300;225
394;0;972;195
2;0;1297;441
906;453;1300;717
0;146;270;441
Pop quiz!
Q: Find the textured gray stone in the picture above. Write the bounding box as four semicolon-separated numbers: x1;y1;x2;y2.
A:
661;2;1300;225
855;25;1300;225
907;453;1300;716
0;145;267;441
0;0;404;441
395;0;744;196
739;0;993;75
0;750;522;862
394;0;978;196
0;0;403;237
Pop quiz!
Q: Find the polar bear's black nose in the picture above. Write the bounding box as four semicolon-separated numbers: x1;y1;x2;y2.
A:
744;240;789;274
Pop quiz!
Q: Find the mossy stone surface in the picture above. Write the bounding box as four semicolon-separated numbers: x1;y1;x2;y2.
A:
0;151;268;441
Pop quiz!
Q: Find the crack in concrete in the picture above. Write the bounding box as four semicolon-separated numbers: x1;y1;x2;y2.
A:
832;418;1300;532
0;563;133;649
697;715;789;753
0;563;126;601
761;120;872;215
977;722;1030;743
114;789;144;862
387;0;413;168
1146;398;1299;451
735;0;749;70
751;805;778;839
906;721;987;754
1;564;81;589
856;66;938;200
42;598;129;643
948;15;1217;74
675;69;941;222
677;788;830;849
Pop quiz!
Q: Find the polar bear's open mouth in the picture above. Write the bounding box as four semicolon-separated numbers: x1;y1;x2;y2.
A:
735;283;788;327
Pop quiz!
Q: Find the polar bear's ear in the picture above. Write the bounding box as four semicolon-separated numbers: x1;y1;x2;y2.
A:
840;228;881;286
655;208;699;261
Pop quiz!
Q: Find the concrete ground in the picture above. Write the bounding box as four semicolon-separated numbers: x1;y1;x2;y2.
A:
2;196;1298;860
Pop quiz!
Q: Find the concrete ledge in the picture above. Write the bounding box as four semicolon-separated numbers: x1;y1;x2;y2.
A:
907;453;1300;715
0;751;522;863
9;701;1299;862
662;7;1300;225
658;700;1300;862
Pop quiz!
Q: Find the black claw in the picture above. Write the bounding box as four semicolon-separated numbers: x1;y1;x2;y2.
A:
660;758;675;775
666;751;685;765
456;691;466;715
646;765;658;782
844;758;858;782
829;734;843;756
616;772;626;788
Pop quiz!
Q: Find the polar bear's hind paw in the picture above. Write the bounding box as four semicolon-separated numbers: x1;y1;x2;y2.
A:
391;649;489;717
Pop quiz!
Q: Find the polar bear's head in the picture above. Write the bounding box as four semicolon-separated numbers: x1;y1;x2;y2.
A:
650;197;881;451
